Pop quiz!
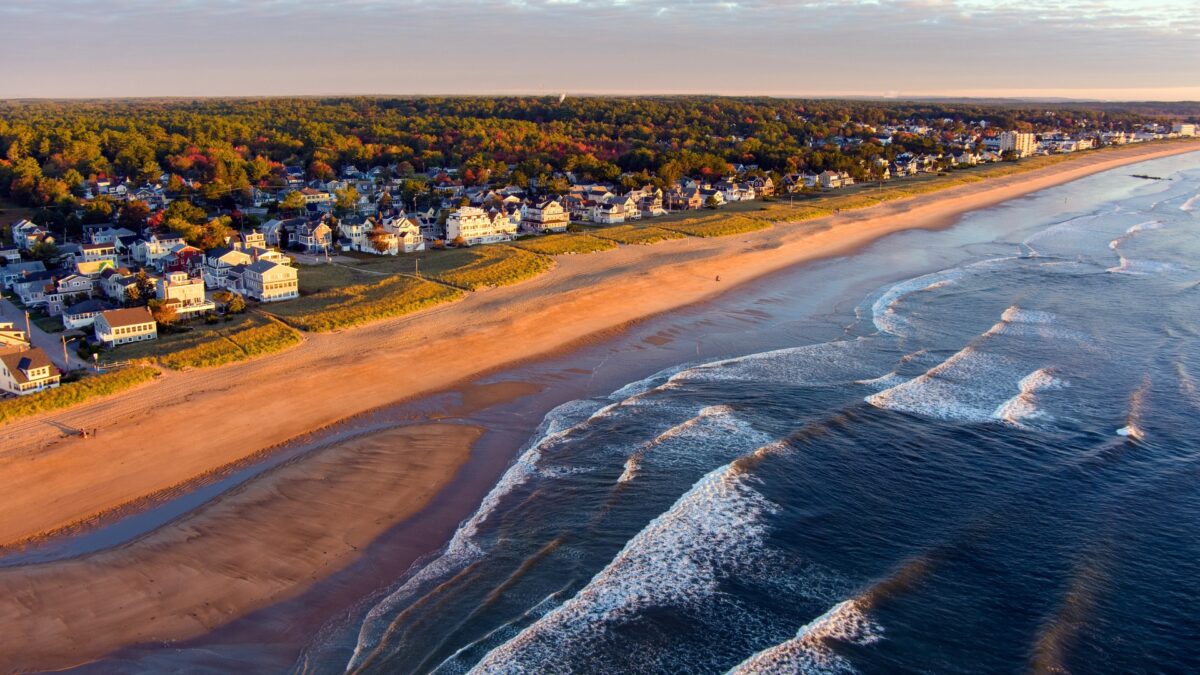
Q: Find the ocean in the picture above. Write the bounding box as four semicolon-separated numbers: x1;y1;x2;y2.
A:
79;152;1200;674
287;152;1200;674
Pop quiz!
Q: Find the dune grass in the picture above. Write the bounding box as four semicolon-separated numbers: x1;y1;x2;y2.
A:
511;233;616;256
590;225;686;245
426;246;555;290
0;365;160;426
267;274;464;332
661;212;774;238
157;317;301;369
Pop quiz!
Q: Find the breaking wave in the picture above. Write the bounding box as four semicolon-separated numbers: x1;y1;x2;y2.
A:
470;446;796;673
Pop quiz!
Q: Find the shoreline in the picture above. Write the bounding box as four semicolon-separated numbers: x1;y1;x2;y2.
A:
0;141;1196;671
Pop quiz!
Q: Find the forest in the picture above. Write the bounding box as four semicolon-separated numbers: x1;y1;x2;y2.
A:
0;96;1189;217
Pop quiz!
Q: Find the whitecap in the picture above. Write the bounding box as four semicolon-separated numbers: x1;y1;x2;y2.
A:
993;368;1068;427
469;443;825;674
726;599;882;675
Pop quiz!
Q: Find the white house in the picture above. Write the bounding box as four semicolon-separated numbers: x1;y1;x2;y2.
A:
62;298;114;330
238;260;299;302
157;271;216;319
446;207;518;245
0;348;60;396
522;200;571;233
94;307;158;346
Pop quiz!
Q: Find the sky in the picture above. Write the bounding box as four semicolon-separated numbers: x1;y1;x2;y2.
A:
2;0;1198;100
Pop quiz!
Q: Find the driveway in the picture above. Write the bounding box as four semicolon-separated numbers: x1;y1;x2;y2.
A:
0;298;91;371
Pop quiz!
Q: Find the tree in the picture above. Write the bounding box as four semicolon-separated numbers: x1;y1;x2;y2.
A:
128;269;157;306
334;186;360;213
368;225;393;254
226;293;246;314
148;299;177;325
705;195;721;209
29;240;59;263
280;190;306;213
81;198;115;224
118;200;151;230
162;199;206;226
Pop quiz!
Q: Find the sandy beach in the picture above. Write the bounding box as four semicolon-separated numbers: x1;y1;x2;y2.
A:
0;140;1196;672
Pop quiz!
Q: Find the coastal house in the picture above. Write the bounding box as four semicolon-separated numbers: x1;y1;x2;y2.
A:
0;348;60;397
62;298;115;330
202;247;253;289
0;322;29;350
0;247;20;264
45;274;96;316
79;242;119;264
12;219;54;251
446;207;517;245
12;272;55;307
131;233;187;269
157;271;216;319
522;200;571;233
0;261;47;290
592;201;625;225
94;307;157;346
289;220;333;253
237;260;299;302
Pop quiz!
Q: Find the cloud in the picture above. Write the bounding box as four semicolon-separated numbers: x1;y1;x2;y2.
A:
0;0;1196;98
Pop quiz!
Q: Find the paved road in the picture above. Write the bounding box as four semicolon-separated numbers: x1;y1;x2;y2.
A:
0;298;90;371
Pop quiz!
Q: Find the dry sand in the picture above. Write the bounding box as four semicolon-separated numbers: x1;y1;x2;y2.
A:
0;140;1196;671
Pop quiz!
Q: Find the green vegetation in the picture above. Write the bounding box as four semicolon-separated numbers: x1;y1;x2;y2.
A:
511;234;616;256
590;225;687;245
104;312;299;369
0;366;159;426
425;246;555;290
662;213;774;238
158;318;301;369
266;274;464;332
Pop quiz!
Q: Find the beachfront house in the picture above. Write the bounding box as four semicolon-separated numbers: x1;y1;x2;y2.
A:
238;260;299;302
0;348;60;397
522;200;571;233
94;307;158;346
157;271;216;319
446;207;518;245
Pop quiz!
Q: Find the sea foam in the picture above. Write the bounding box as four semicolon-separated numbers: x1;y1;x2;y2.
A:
470;444;808;673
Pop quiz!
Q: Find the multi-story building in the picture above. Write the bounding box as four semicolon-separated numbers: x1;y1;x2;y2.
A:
522;200;570;233
446;207;517;245
999;131;1037;158
239;260;299;302
157;271;216;319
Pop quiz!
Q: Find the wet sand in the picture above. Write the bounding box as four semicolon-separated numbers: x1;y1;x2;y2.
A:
0;140;1197;672
0;423;481;672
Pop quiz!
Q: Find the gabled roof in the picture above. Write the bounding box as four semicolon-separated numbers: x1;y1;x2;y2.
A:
65;298;114;315
99;306;154;328
0;348;54;383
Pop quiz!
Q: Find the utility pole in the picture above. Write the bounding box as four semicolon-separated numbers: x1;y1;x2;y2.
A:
24;311;31;344
414;257;420;278
62;335;69;370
